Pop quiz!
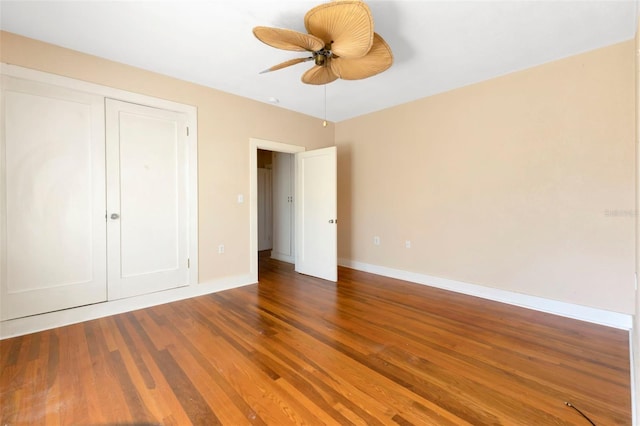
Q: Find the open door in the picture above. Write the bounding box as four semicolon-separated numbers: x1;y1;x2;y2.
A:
295;146;337;282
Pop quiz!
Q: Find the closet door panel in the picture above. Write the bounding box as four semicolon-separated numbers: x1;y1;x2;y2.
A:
105;99;189;300
1;77;107;320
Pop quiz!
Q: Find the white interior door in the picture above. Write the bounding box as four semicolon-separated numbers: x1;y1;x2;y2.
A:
0;76;107;320
295;146;337;282
106;99;189;300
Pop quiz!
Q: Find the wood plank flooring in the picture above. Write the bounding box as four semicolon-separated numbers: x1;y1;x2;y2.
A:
1;257;631;425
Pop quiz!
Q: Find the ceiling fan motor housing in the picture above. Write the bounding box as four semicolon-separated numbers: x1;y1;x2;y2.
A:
314;48;333;66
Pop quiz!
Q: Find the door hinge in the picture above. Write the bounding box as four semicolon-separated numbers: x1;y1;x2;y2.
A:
187;258;190;268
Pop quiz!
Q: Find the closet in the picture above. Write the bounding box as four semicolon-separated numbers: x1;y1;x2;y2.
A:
1;69;195;320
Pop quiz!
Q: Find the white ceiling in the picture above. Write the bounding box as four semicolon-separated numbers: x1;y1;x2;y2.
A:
0;1;637;122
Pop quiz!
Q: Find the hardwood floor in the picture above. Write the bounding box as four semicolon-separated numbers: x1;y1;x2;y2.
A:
1;257;631;425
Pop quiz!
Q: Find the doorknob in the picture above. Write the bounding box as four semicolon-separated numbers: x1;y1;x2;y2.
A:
110;213;120;220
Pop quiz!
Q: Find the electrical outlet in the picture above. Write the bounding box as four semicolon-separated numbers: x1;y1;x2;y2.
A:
405;240;411;249
373;236;380;246
218;244;225;254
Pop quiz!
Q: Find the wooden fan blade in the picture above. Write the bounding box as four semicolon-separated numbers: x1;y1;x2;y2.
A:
260;57;313;74
253;26;324;52
330;33;393;80
301;65;339;85
304;1;373;59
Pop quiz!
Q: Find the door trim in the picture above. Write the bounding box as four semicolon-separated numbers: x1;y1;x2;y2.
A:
249;138;304;282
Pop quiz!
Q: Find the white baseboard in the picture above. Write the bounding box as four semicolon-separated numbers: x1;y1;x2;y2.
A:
0;274;256;339
271;252;294;264
339;258;633;330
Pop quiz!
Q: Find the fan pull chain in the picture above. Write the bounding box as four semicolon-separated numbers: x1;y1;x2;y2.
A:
323;84;327;127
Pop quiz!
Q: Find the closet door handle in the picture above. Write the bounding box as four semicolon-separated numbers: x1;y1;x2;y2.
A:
110;213;120;220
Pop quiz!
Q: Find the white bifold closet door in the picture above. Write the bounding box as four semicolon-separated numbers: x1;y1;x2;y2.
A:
105;99;189;300
1;80;190;321
1;77;107;320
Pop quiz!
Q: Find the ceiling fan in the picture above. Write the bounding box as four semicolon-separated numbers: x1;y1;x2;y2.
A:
253;0;393;85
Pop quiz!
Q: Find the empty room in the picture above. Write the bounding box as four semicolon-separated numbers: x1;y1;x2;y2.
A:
1;1;638;424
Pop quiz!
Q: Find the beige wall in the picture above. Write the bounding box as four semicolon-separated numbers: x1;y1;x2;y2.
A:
0;31;335;283
336;40;636;314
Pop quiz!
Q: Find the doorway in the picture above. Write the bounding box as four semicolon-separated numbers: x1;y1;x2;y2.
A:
250;138;338;284
250;139;304;282
257;150;296;270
